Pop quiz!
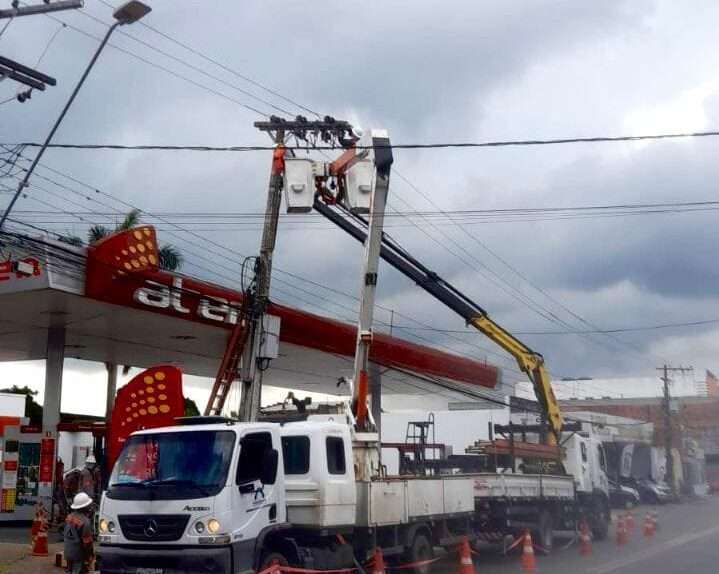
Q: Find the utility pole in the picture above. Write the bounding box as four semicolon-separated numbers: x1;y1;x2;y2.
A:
232;116;362;421
657;364;693;497
236;124;286;421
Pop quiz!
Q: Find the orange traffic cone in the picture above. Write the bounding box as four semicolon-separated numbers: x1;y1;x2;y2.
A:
625;510;635;531
520;530;537;572
615;515;628;547
579;519;592;556
31;514;49;557
457;536;475;574
30;507;41;538
372;547;386;574
643;513;654;538
650;511;659;533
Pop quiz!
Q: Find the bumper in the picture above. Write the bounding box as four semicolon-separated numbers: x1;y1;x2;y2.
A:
99;544;246;574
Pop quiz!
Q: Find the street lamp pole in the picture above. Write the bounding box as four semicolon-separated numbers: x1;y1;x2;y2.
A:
0;1;152;230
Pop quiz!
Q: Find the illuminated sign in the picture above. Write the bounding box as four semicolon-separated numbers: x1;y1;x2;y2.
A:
106;365;184;472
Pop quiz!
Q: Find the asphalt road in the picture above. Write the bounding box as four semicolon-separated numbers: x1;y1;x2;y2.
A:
431;496;719;574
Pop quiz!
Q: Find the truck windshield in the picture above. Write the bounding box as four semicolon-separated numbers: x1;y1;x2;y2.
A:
107;430;235;500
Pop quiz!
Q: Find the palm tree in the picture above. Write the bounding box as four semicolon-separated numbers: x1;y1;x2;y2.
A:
59;209;183;271
65;209;185;417
88;209;183;271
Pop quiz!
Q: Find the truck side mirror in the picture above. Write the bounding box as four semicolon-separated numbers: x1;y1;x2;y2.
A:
261;449;279;485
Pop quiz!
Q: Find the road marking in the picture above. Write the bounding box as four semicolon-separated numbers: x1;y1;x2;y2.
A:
589;524;719;574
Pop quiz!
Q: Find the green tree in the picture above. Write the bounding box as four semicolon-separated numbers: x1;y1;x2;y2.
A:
87;209;183;271
59;209;183;271
0;385;43;425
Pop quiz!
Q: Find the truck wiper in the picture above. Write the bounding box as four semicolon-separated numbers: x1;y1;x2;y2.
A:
110;481;149;488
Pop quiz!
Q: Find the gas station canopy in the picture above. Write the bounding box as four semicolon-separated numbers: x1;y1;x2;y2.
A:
0;232;500;396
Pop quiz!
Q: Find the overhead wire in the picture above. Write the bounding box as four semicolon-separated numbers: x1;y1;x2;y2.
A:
7;127;719;151
33;10;275;117
74;7;296;116
94;0;322;119
390;170;663;368
8;5;683;397
7;147;519;369
4;154;508;368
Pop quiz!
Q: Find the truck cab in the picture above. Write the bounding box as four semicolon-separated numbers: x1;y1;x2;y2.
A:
99;421;286;574
563;432;610;538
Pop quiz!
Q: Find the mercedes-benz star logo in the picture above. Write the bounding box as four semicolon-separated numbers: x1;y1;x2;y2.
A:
144;519;159;538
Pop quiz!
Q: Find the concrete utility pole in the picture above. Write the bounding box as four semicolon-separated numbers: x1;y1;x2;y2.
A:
657;364;693;497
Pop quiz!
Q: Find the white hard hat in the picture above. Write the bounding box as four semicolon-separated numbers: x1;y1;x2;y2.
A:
70;492;93;510
85;455;96;465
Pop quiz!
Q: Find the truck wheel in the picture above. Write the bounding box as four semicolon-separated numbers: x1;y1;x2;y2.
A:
535;510;554;553
407;533;434;574
260;552;289;572
591;500;610;541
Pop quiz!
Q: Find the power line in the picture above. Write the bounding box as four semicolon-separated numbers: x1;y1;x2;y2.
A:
74;7;296;117
0;15;13;38
7;9;679;380
34;10;275;117
5;151;513;369
93;0;321;119
390;317;719;335
7;128;719;152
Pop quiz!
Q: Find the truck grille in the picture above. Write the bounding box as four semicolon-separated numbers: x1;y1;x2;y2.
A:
118;514;190;542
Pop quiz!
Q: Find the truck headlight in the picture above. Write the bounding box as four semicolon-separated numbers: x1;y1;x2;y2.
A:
99;519;108;533
108;521;116;533
207;519;221;534
194;521;205;534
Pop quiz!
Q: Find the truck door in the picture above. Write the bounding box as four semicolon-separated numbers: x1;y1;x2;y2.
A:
594;442;609;494
231;431;280;542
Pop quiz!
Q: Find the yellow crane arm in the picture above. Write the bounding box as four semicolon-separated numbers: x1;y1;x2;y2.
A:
470;316;563;444
314;198;564;444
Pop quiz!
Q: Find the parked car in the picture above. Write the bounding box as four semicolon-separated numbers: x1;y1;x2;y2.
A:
609;479;640;508
635;478;673;504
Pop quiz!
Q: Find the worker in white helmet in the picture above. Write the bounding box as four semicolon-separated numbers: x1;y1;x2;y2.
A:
64;493;95;573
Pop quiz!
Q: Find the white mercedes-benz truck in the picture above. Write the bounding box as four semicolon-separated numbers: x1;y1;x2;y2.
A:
98;418;476;574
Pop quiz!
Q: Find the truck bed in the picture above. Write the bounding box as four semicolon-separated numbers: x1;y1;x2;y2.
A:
355;475;475;527
471;472;575;500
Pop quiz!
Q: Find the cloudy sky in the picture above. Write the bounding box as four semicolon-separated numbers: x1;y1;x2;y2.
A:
2;0;719;415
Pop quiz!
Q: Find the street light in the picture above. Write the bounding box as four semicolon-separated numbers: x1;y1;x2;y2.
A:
0;1;152;230
113;0;152;24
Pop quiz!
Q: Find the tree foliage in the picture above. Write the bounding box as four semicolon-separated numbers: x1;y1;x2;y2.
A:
184;397;201;417
0;385;43;425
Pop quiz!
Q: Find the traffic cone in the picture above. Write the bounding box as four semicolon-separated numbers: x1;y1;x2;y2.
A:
579;519;592;557
650;511;659;533
372;547;386;574
643;513;654;539
30;506;41;538
615;515;628;547
625;510;635;531
520;530;537;573
31;515;49;557
457;536;475;574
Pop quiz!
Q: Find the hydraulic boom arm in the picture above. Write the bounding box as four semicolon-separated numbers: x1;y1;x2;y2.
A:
314;199;563;444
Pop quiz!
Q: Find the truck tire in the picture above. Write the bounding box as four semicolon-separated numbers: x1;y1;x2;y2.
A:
534;510;554;553
260;552;289;572
591;498;610;541
406;532;434;574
